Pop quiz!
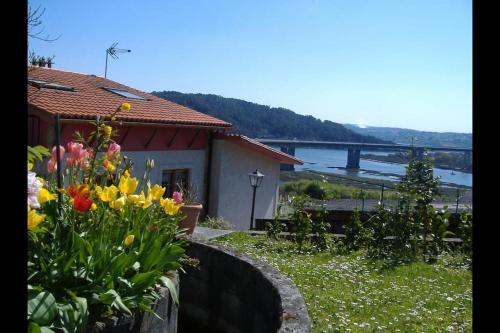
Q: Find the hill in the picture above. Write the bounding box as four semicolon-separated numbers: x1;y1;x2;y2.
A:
151;91;388;143
343;124;472;148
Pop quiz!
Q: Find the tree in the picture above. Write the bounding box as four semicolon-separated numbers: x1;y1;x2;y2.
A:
28;4;60;67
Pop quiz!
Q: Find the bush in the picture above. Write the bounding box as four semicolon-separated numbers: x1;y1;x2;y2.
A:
310;208;331;251
199;216;233;229
344;209;370;251
289;195;313;250
304;182;327;200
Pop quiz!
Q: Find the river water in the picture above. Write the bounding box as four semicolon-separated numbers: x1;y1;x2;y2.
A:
284;148;472;188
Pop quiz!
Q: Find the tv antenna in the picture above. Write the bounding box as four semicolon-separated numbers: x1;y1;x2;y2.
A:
105;42;131;78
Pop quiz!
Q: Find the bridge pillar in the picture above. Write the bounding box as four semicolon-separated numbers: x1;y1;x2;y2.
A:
463;151;472;170
411;147;424;161
280;146;295;171
346;148;361;169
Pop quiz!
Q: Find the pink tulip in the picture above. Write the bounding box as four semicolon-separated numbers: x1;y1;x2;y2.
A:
51;145;65;160
47;158;57;173
172;191;183;204
107;143;121;159
67;142;84;158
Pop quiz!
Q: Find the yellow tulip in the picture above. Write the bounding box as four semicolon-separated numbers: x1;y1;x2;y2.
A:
119;175;138;195
139;191;153;209
127;194;141;204
148;184;166;201
104;161;116;173
90;203;97;211
104;125;112;137
120;102;131;112
28;162;33;170
123;234;134;246
123;170;130;178
160;198;181;216
109;196;127;210
95;185;119;202
38;188;56;205
28;207;45;230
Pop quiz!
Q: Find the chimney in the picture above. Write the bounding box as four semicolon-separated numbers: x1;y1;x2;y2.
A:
47;58;52;68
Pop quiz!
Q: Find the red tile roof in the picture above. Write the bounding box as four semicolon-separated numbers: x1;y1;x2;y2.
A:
28;66;232;129
216;133;304;165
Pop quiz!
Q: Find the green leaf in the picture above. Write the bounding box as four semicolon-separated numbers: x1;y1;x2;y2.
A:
98;289;132;316
28;322;41;333
28;291;58;327
40;327;56;333
131;271;158;292
158;276;179;305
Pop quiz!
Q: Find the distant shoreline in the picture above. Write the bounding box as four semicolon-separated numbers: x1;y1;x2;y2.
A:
360;156;472;174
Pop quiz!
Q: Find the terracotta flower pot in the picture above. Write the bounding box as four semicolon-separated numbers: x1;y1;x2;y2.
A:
179;204;203;235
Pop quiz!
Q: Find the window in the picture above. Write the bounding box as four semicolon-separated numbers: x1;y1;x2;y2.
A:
28;79;74;91
103;87;146;100
161;169;189;197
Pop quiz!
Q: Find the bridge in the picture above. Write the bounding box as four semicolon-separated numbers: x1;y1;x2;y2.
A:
255;139;472;170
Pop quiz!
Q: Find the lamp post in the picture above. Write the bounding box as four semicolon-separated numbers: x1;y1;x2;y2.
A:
105;42;131;78
248;169;264;230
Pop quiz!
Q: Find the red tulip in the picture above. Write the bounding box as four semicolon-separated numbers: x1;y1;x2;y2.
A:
73;195;93;213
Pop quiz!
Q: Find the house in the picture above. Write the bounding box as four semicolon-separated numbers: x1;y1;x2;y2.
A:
27;66;303;230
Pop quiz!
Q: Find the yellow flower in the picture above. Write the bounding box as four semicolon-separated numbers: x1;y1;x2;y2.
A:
123;170;130;178
111;116;116;121
127;194;141;204
109;195;127;210
28;162;33;170
119;175;138;195
28;207;45;230
148;184;166;201
103;160;116;173
38;188;56;205
104;125;113;137
139;191;153;209
95;185;119;202
90;203;97;211
123;234;134;246
160;198;181;216
120;102;131;112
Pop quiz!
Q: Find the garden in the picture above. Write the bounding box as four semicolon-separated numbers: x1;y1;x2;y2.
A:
28;103;188;332
214;156;472;332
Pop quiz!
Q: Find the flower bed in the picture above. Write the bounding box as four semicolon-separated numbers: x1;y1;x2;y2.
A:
28;103;187;332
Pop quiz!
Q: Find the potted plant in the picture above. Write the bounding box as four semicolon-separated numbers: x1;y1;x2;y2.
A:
175;183;203;235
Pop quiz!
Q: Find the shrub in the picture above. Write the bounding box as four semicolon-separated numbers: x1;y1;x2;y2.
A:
199;216;233;229
310;207;332;251
344;209;370;251
289;195;313;250
304;182;327;200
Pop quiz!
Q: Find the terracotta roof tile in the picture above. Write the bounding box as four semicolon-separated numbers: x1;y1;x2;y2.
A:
28;66;232;128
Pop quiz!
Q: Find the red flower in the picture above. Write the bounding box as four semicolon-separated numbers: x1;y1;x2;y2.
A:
73;195;93;213
67;184;90;199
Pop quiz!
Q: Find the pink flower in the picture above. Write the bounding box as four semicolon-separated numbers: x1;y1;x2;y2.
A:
51;145;65;160
65;142;92;169
47;158;57;173
67;142;84;159
106;143;121;160
172;191;183;204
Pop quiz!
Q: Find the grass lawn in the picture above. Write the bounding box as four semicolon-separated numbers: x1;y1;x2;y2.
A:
211;232;472;333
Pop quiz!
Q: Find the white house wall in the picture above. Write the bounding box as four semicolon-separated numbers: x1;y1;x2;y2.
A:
122;150;207;203
209;139;280;230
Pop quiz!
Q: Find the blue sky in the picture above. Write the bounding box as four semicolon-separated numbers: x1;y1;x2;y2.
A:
28;0;472;133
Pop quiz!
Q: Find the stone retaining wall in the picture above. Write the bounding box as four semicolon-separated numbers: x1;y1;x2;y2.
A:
178;240;310;333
